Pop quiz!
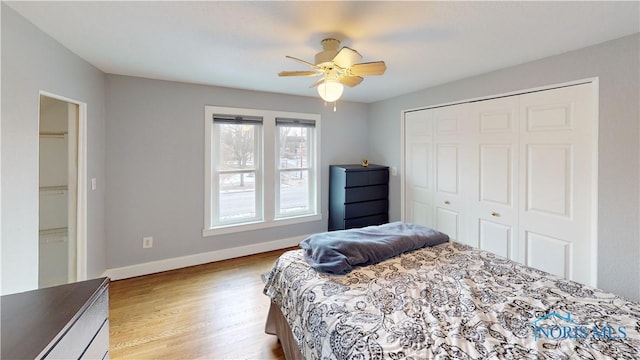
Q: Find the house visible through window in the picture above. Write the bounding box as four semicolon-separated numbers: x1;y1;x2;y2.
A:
204;106;321;236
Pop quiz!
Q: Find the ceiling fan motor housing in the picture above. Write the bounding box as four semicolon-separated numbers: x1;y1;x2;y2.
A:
315;38;340;66
278;37;386;96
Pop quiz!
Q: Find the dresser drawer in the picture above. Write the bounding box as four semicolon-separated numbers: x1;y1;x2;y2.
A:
344;185;388;203
345;170;389;187
45;286;109;359
1;278;110;360
344;214;389;229
81;319;109;360
344;199;388;219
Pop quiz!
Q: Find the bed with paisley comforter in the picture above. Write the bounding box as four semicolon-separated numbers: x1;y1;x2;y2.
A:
263;229;640;360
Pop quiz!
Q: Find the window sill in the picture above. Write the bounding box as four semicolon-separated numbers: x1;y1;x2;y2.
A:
203;213;322;237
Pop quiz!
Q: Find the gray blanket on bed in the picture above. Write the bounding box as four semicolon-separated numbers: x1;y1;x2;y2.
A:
299;222;449;275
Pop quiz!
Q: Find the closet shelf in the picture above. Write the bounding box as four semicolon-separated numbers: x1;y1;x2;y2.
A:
40;131;68;136
39;227;68;236
39;185;68;192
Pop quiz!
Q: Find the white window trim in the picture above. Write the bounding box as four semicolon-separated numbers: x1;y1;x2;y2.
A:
203;106;321;237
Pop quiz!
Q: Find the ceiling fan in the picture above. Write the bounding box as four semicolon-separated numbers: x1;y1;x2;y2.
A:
278;38;387;104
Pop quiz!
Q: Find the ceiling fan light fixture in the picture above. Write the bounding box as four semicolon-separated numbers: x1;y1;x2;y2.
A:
317;81;344;102
279;38;386;107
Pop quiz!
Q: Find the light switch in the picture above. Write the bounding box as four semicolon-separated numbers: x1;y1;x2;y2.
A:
91;178;97;190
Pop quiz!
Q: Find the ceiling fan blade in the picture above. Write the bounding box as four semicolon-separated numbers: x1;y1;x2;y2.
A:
308;77;325;88
278;70;320;77
339;75;363;87
332;47;362;68
286;55;320;69
349;61;387;76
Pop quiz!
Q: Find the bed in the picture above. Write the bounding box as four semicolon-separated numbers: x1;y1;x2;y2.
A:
263;223;640;359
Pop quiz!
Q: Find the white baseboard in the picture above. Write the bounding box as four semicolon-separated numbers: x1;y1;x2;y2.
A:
103;234;306;280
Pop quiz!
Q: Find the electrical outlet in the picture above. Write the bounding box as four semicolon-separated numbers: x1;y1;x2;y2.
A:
390;166;398;176
142;236;153;249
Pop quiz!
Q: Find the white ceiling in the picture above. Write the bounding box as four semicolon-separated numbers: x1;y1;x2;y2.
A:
6;1;639;103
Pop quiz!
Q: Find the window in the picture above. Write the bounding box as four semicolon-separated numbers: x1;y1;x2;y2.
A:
204;106;321;236
212;115;262;226
276;118;316;218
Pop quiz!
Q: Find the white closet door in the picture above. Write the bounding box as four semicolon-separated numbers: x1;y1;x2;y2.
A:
518;83;596;286
468;96;520;258
433;104;471;244
404;110;434;227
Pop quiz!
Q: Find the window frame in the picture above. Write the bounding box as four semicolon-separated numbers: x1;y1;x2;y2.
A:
275;118;317;219
211;116;263;227
204;106;321;236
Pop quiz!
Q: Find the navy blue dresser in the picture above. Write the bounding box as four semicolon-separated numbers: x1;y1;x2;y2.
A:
328;164;389;231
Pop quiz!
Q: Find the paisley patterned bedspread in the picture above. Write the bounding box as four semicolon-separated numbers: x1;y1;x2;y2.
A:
263;241;640;359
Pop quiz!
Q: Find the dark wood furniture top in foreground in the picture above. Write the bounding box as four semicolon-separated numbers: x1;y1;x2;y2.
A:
1;277;110;359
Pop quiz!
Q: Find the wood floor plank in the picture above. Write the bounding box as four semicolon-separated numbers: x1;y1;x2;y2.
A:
109;248;293;359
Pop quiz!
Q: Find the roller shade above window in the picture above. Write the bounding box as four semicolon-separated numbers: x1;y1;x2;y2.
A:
213;115;263;125
275;117;315;128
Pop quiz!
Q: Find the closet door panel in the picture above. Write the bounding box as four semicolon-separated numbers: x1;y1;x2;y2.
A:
525;104;573;132
436;207;459;241
525;231;571;278
404;110;433;227
407;141;432;227
525;144;572;217
434;143;463;243
518;83;595;286
469;96;519;258
480;111;514;133
435;144;459;194
436;116;460;135
476;144;516;259
479;219;511;258
479;145;512;205
434;142;465;244
433;104;470;244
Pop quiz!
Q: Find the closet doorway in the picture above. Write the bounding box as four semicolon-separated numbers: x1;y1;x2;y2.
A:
38;93;86;288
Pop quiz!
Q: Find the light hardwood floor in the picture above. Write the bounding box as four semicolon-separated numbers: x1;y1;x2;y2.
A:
109;248;294;359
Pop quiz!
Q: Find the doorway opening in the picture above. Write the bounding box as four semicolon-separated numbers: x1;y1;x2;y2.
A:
38;93;87;287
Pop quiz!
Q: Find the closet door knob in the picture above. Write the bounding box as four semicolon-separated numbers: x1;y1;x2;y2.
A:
491;212;500;217
444;201;450;205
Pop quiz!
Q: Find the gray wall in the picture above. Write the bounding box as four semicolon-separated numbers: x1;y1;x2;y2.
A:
105;75;369;268
368;33;640;301
1;4;107;294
